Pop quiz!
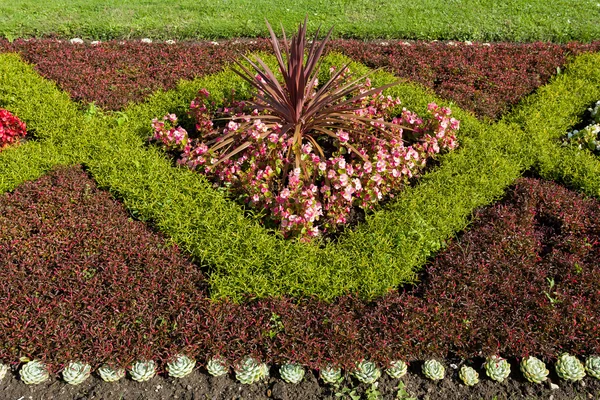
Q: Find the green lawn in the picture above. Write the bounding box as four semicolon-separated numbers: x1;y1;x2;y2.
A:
1;0;599;42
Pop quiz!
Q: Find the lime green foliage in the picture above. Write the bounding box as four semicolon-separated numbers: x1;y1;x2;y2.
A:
0;53;106;192
1;0;598;42
2;51;600;301
505;53;600;196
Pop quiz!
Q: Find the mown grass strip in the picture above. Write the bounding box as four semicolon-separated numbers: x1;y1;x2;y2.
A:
1;0;598;42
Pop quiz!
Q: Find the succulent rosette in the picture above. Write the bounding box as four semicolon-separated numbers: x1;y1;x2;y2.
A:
555;353;586;382
129;360;157;382
98;364;126;382
422;360;445;381
585;355;600;380
459;365;479;386
234;357;269;384
62;361;91;385
352;360;381;384
484;356;511;382
520;356;549;384
0;363;9;381
20;360;49;385
167;354;196;378
279;363;305;384
207;357;229;377
386;360;408;379
319;364;342;384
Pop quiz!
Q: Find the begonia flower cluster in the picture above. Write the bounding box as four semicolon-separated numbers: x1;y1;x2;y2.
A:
0;109;27;149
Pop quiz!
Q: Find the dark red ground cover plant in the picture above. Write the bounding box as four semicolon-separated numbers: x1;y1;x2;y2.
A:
0;166;209;371
327;40;600;120
0;39;272;111
1;169;599;372
1;39;599;119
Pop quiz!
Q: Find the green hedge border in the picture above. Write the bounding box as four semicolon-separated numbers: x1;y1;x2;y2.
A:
1;51;599;301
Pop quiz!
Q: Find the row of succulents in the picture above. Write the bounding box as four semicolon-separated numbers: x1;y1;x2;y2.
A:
2;354;599;386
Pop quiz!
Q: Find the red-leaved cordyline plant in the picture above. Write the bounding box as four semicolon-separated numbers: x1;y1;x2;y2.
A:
151;19;460;240
0;109;27;149
212;17;405;177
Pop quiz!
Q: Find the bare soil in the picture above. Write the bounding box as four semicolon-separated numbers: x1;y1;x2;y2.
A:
1;360;598;400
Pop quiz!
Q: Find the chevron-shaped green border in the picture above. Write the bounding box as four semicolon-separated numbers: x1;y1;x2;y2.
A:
1;51;599;301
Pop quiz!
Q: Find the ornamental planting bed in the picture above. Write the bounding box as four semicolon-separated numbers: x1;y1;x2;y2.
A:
1;29;600;399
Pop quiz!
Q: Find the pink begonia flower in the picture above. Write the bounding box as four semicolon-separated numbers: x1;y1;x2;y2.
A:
343;185;355;201
338;174;349;186
337;130;349;143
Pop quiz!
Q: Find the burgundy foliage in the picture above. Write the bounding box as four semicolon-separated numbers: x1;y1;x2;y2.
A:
0;39;272;111
327;40;600;120
1;169;599;371
0;166;209;371
1;39;600;119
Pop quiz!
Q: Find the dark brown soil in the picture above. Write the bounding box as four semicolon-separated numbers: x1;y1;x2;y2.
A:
1;360;598;400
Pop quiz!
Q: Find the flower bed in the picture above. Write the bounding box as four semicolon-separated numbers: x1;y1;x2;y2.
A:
1;29;600;398
1;150;600;400
2;49;600;302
